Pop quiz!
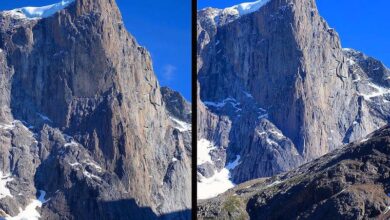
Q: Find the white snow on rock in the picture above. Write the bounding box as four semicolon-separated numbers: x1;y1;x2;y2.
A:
0;122;16;131
243;91;253;98
203;98;239;108
198;139;242;200
0;171;13;199
83;170;101;181
201;0;271;26
69;162;81;167
3;0;75;20
83;160;103;172
226;155;241;170
197;139;216;165
224;0;271;17
37;113;52;122
204;97;242;112
197;168;234;200
258;107;269;119
169;117;191;132
197;156;242;200
64;141;78;147
6;190;47;220
265;180;283;188
359;82;390;101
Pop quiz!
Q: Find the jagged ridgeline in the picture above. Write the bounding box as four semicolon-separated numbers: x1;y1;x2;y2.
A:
197;0;390;201
0;0;191;219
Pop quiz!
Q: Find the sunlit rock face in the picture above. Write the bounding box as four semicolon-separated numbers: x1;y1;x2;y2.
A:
0;0;191;219
197;0;390;199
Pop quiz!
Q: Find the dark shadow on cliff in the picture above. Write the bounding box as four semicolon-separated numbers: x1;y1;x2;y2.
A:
98;199;191;220
34;149;191;220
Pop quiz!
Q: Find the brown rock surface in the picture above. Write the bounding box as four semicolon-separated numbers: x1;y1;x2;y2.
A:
0;0;191;219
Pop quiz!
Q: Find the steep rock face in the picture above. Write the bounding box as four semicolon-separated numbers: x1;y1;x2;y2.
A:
0;0;191;219
161;87;191;123
197;0;390;187
198;125;390;219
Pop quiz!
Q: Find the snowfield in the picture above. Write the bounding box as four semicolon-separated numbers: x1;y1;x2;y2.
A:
198;139;242;200
197;139;216;165
169;117;191;132
6;190;48;220
3;0;75;20
0;171;13;199
225;0;271;17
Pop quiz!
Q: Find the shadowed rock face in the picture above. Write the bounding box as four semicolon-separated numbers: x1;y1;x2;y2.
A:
198;125;390;220
0;0;191;219
197;0;390;186
161;87;192;123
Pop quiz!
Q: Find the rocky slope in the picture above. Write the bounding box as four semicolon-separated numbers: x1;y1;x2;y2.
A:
198;125;390;219
197;0;390;197
0;0;191;219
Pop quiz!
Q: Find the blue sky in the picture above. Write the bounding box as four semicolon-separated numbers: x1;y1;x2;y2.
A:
0;0;191;101
198;0;390;67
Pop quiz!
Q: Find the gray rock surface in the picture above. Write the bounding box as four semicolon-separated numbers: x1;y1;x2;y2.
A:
197;0;390;186
198;125;390;219
0;0;191;219
161;87;191;123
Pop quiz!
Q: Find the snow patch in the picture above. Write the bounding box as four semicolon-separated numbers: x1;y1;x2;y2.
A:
197;168;235;200
83;171;101;181
384;206;390;215
224;0;271;17
69;162;81;167
83;160;103;172
6;190;47;220
197;139;216;165
197;139;242;199
37;113;52;122
258;107;268;119
347;58;356;66
169;117;191;132
265;180;283;188
226;155;241;170
0;122;16;131
359;83;390;101
64;141;78;147
0;171;13;199
204;98;242;112
243;91;253;98
3;0;75;20
197;155;241;200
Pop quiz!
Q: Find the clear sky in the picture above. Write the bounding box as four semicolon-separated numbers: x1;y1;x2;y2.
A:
198;0;390;67
0;0;192;101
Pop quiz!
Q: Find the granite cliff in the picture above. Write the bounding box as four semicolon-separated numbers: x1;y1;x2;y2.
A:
0;0;191;219
197;0;390;198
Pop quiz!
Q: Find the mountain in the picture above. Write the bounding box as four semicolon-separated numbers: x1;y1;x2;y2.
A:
198;125;390;219
197;0;390;198
0;0;191;219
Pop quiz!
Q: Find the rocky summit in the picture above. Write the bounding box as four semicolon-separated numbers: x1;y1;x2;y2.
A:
198;125;390;219
0;0;191;219
197;0;390;199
